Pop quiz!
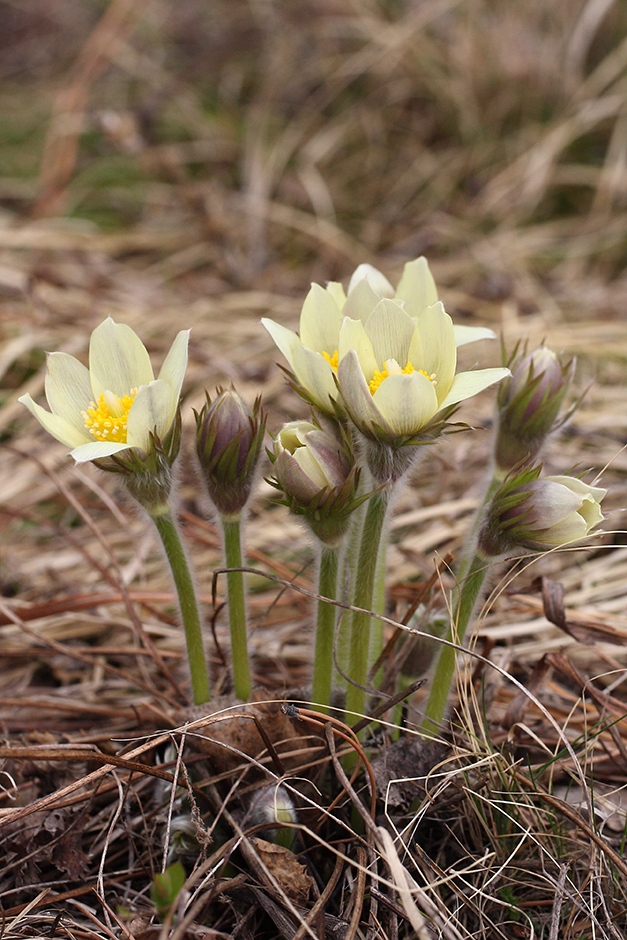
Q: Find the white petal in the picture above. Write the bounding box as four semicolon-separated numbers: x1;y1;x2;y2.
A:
454;324;496;346
44;352;94;430
529;480;582;527
439;367;510;408
394;257;438;317
342;278;382;322
70;441;135;463
19;394;92;448
364;299;415;367
408;303;456;401
348;263;394;298
325;281;347;308
337;349;394;437
537;515;591;546
262;318;301;371
290;345;339;410
372;371;439;435
89;318;154;398
338;317;378;378
126;380;176;451
299;283;343;353
158;329;189;399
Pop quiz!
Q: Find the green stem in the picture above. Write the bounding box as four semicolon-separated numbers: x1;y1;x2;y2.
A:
312;544;341;713
421;550;489;735
345;487;391;725
222;516;251;702
151;508;210;705
420;470;503;735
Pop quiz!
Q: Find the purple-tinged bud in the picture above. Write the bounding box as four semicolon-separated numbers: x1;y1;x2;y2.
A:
269;418;365;546
495;345;575;472
195;388;266;519
478;465;605;556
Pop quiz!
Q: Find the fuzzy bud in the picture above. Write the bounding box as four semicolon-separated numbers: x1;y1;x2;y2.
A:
270;418;364;546
495;345;575;472
195;388;265;519
248;784;297;849
478;465;605;556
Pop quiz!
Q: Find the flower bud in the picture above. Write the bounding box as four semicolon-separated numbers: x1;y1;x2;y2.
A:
495;345;575;472
270;418;363;546
195;388;265;519
248;784;297;849
479;466;605;556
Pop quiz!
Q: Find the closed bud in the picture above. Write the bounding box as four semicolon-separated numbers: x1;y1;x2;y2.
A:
270;418;365;546
479;465;605;556
195;388;265;519
495;345;575;472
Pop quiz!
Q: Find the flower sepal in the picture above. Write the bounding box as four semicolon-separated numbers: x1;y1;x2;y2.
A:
195;388;266;520
269;417;370;546
495;344;576;472
478;463;606;556
94;406;183;514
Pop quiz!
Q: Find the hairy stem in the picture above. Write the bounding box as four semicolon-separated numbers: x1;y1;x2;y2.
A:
222;516;251;702
151;508;210;705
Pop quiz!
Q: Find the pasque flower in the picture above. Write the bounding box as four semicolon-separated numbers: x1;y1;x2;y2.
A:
262;257;497;413
479;467;606;555
271;418;363;546
195;388;265;519
19;317;189;464
336;298;509;445
495;345;575;472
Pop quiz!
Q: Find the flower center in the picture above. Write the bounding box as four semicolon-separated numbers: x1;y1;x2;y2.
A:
83;389;137;443
322;349;339;371
369;360;436;395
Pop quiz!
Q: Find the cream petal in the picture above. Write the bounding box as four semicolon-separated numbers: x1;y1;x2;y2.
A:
342;278;382;322
439;367;510;408
536;515;590;546
89;318;154;398
408;303;456;401
371;371;439;435
338;317;378;378
454;324;496;346
299;283;343;353
394;257;438;317
126;380;176;451
70;440;134;463
290;345;339;410
528;480;582;527
261;319;301;370
348;263;394;298
364;299;415;367
325;281;347;308
44;352;94;429
337;349;394;437
19;394;92;448
158;329;190;398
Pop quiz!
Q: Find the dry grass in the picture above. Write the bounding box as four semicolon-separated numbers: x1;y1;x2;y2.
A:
1;0;627;936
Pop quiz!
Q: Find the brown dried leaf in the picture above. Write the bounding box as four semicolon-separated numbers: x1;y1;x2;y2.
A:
249;837;314;904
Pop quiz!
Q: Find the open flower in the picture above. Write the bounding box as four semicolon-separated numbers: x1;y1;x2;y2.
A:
262;256;497;412
19;317;189;463
336;298;509;444
479;468;606;555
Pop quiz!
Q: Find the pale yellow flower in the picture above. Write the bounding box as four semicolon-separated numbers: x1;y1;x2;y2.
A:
262;256;495;411
336;299;509;442
19;318;189;463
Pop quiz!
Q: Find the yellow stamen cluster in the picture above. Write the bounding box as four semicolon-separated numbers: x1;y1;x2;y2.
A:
369;362;436;395
322;349;339;371
83;389;137;442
